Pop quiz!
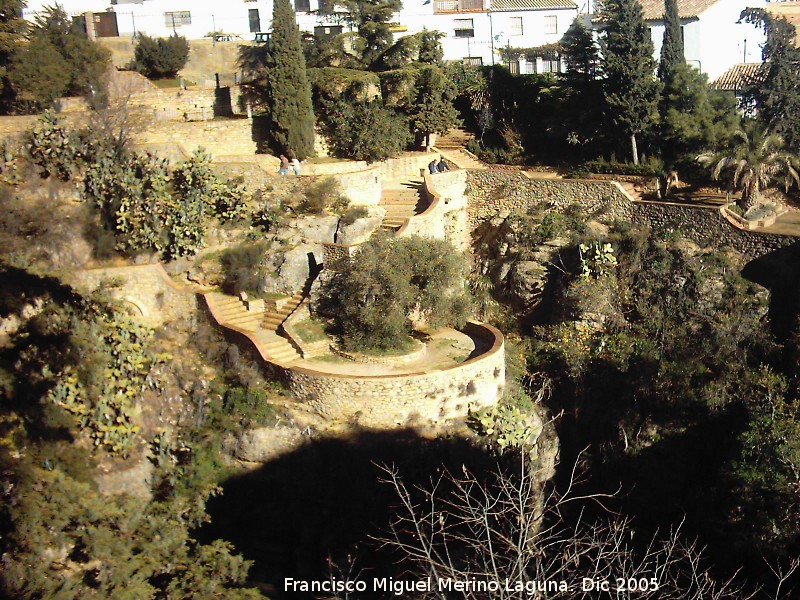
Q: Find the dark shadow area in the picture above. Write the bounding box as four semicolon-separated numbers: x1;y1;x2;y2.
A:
213;87;233;117
547;350;773;591
251;115;278;155
195;430;498;599
742;240;800;343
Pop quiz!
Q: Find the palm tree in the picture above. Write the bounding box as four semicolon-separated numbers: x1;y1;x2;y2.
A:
698;121;799;212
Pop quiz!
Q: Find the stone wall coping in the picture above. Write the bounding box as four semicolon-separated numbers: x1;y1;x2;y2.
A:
288;321;503;380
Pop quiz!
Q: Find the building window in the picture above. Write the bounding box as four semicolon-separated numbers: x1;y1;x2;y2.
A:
454;18;474;38
510;17;523;36
248;8;260;32
541;55;561;73
295;0;311;12
464;56;483;66
544;15;557;35
314;25;343;38
164;11;191;28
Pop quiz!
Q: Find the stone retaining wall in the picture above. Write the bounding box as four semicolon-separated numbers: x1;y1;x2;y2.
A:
70;264;196;326
284;322;505;428
137;118;257;157
467;171;798;259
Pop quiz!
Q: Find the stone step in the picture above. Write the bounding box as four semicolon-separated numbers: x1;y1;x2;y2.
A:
383;206;418;214
381;198;422;206
215;306;256;316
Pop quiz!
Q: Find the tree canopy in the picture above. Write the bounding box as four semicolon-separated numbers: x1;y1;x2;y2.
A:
320;235;471;351
3;4;109;113
129;34;189;79
741;9;800;152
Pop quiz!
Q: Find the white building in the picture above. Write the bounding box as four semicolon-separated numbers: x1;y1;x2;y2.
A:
636;0;766;80
399;0;578;68
23;0;577;67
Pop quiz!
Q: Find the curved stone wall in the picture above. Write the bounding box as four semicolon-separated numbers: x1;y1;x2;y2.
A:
283;322;505;428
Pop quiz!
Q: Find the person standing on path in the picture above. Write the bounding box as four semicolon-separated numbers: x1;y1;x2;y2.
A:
278;155;289;175
291;156;301;176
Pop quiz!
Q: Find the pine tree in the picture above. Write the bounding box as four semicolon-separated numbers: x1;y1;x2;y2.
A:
341;0;402;69
267;0;315;159
741;9;800;152
560;18;604;156
658;0;684;82
600;0;662;164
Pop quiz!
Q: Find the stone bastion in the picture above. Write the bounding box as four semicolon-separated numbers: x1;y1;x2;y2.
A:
281;322;506;429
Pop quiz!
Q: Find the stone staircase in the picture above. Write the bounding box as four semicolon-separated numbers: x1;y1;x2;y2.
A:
435;128;475;149
436;147;487;171
618;181;644;202
205;292;303;367
380;179;427;230
432;128;487;170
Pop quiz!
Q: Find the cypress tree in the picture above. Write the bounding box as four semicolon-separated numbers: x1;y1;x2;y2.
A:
600;0;662;164
658;0;684;82
268;0;315;159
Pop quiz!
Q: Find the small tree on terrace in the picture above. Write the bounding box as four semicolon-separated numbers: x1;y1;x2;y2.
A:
407;65;460;147
599;0;662;165
267;0;315;159
320;235;471;352
699;122;800;212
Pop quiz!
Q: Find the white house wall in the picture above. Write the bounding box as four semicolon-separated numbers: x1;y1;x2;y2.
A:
646;0;765;80
402;8;577;64
693;0;764;80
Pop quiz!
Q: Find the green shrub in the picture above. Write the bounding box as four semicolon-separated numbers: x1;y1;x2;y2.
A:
340;205;370;225
84;147;247;258
27;111;84;180
298;177;349;214
222;386;278;427
129;34;190;79
579;157;664;176
219;242;268;296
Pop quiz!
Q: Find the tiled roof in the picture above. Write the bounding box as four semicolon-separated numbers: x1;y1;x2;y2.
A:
490;0;578;11
638;0;720;20
709;63;765;91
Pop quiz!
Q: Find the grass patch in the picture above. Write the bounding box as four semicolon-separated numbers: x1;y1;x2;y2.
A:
358;336;416;356
152;77;196;88
293;319;328;343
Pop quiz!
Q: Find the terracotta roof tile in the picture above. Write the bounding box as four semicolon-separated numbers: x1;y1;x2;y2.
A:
637;0;720;20
709;62;765;90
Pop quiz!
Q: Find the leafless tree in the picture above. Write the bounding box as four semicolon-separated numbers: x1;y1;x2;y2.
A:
378;455;762;599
